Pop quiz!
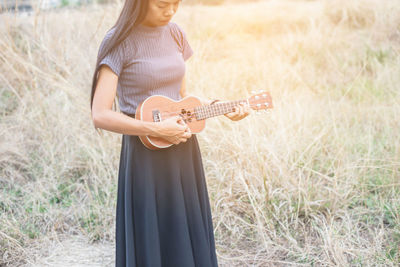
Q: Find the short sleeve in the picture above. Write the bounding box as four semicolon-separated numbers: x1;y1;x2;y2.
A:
98;29;125;76
170;23;194;61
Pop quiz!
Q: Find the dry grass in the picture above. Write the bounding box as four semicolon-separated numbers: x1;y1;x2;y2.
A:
1;0;400;266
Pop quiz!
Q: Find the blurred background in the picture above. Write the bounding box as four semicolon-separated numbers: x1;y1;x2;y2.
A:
1;0;239;11
1;0;399;266
1;0;111;12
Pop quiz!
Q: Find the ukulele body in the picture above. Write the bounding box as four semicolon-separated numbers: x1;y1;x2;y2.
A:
135;95;206;150
135;91;273;150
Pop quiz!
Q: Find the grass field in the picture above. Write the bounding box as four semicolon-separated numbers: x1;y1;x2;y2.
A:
1;0;400;265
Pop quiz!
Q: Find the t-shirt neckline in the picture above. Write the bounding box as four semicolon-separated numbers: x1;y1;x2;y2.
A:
136;23;169;34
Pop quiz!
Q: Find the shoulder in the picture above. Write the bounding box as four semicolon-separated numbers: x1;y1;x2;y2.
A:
104;27;117;39
168;22;188;39
101;27;131;48
100;27;117;48
99;27;128;55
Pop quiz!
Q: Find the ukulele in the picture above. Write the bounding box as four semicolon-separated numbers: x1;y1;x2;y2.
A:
135;92;273;150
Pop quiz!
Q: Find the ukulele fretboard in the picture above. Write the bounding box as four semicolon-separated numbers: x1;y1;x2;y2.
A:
194;100;247;121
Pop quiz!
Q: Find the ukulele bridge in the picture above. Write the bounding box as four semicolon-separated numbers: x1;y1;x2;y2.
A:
152;110;161;122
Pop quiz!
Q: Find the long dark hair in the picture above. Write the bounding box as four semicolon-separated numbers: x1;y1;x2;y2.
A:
90;0;149;109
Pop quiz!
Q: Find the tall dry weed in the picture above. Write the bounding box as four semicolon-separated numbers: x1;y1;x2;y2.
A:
1;0;400;265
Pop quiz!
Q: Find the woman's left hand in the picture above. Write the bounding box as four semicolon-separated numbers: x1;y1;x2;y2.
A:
224;102;251;121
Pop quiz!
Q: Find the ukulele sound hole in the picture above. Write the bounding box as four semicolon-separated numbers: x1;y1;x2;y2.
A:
180;109;193;123
152;110;161;122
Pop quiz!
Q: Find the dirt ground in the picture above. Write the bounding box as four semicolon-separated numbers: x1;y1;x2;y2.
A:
22;236;114;267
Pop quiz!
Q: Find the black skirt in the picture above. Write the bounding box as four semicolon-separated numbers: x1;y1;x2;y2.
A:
115;134;219;267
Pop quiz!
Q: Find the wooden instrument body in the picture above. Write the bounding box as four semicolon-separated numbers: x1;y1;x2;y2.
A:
136;95;206;150
135;91;273;150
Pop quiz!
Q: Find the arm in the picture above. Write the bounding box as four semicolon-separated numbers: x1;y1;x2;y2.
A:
92;65;191;143
92;66;159;135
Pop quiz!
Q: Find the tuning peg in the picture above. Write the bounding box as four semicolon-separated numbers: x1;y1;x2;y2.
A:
264;102;269;107
251;90;256;95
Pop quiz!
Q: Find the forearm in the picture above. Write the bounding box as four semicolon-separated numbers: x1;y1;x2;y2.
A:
92;109;159;136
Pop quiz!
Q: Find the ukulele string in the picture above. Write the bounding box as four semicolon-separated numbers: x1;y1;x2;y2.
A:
157;99;258;119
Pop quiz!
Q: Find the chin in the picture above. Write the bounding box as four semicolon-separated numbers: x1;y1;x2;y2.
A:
160;19;171;24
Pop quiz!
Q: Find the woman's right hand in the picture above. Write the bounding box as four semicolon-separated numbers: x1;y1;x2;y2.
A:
153;116;192;145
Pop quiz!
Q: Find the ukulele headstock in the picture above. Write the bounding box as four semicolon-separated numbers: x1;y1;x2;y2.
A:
248;91;273;111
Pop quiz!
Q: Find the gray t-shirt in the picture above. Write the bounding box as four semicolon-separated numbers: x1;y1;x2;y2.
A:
98;22;194;115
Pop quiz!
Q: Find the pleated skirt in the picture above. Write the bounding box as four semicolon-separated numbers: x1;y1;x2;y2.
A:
115;134;219;267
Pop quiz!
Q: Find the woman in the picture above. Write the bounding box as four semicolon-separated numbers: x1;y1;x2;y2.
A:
90;0;250;266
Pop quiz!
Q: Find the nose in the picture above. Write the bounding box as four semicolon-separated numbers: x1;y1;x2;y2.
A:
165;7;175;16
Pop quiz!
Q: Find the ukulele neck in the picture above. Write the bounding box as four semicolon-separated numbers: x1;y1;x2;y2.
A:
194;100;247;121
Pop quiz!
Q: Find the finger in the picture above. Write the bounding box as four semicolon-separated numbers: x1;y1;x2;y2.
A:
226;111;236;119
231;109;239;118
225;113;234;119
176;117;185;125
229;114;238;121
245;104;251;114
239;105;244;116
176;116;188;126
231;107;238;114
179;132;190;139
183;132;192;138
176;120;187;130
182;124;189;132
241;103;250;116
172;139;179;145
170;136;178;144
234;105;242;118
176;135;189;143
236;105;241;114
